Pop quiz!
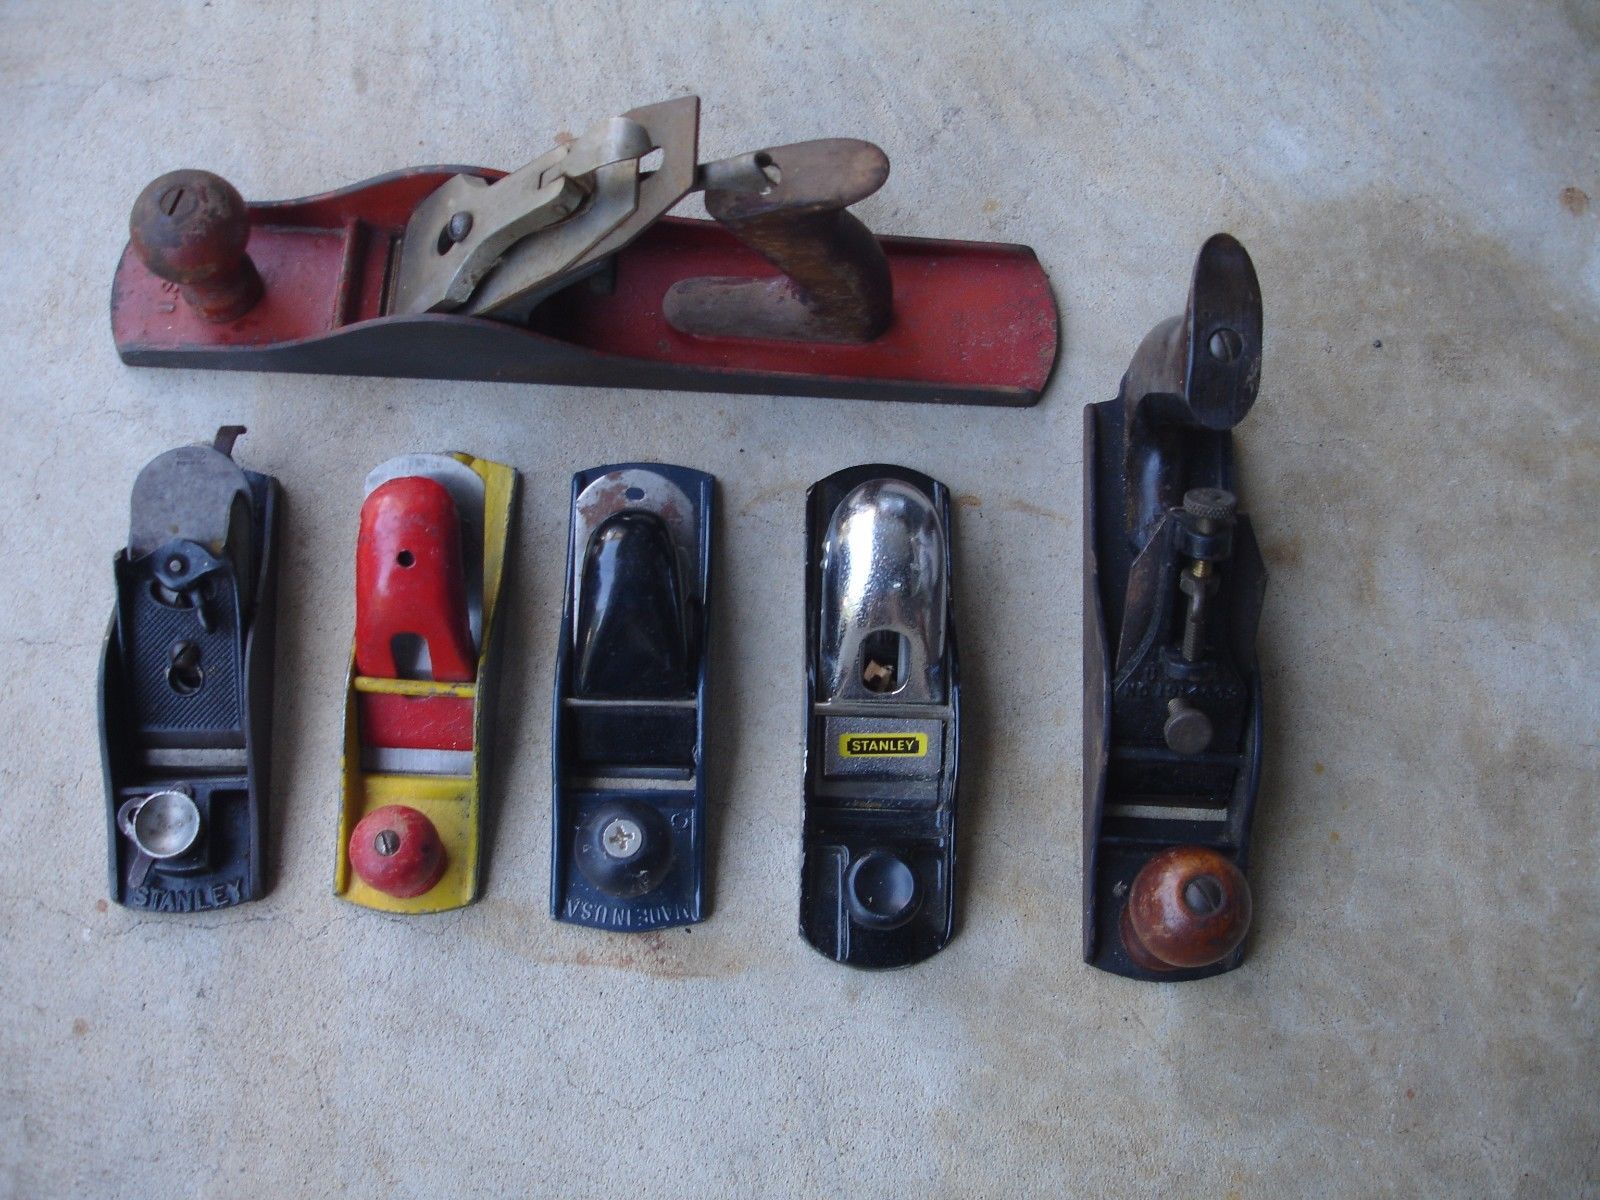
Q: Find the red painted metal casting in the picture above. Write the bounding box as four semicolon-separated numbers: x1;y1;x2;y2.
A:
111;168;1058;405
354;475;477;754
355;477;475;683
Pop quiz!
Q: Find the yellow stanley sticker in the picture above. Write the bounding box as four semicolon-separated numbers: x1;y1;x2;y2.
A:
838;732;929;758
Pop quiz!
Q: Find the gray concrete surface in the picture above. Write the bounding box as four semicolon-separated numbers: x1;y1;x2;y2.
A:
1;2;1596;1196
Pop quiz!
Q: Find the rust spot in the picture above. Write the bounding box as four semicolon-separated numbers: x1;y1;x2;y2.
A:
738;481;802;514
1559;186;1590;216
94;899;108;913
470;901;742;978
955;493;983;508
1001;497;1070;527
1264;534;1303;568
1405;1088;1416;1100
71;1018;89;1037
556;930;712;979
1329;830;1340;844
1313;762;1325;776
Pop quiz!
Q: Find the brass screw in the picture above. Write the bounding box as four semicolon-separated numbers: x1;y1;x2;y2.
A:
1179;489;1236;661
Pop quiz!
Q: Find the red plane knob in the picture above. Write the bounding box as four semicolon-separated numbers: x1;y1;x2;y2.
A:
129;169;263;322
1120;845;1252;972
349;805;447;898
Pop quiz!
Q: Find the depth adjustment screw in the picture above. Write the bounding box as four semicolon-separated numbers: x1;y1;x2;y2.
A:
1184;486;1237;528
1182;487;1237;580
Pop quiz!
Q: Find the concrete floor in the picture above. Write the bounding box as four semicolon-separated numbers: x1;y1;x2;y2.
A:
1;2;1596;1196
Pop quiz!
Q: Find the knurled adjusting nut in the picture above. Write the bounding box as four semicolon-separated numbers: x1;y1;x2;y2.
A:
1183;487;1237;523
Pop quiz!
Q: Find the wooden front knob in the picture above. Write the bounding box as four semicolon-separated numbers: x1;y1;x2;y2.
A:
349;805;447;898
1120;845;1251;971
129;169;262;322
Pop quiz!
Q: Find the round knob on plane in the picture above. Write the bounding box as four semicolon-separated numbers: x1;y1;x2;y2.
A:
574;801;673;898
1120;845;1251;972
349;804;447;898
846;850;920;930
129;169;262;322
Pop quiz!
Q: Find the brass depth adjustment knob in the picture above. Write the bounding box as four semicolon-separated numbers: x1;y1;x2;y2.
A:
1120;845;1252;972
129;169;262;322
